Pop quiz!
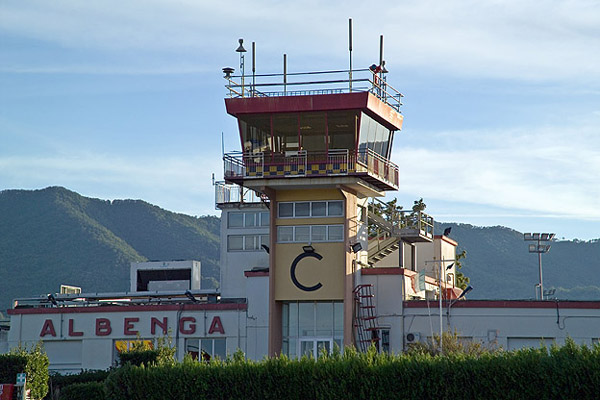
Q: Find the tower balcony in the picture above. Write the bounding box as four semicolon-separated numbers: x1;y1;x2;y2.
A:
223;148;399;191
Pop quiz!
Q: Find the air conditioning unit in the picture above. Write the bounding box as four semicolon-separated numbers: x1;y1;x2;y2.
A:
405;332;421;344
60;285;82;295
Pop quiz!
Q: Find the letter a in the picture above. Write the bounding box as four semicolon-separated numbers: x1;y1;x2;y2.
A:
40;319;56;337
208;316;225;334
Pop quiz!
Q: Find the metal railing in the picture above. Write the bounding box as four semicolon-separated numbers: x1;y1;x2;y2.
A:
214;181;263;206
225;68;403;111
368;198;434;240
223;148;398;188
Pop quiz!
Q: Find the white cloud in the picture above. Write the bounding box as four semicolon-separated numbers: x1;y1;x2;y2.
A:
394;115;600;221
1;0;599;83
0;152;223;216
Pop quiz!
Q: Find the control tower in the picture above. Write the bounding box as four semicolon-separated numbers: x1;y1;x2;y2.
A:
221;38;431;356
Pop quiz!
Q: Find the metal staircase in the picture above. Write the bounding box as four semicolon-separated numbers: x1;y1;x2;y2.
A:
353;284;380;352
367;198;434;265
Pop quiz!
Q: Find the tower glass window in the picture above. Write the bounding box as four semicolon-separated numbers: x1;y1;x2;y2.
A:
282;301;343;358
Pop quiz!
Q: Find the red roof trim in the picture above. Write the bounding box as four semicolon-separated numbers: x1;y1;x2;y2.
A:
7;303;247;315
244;271;269;277
403;300;600;309
434;235;458;246
361;267;404;275
225;92;403;131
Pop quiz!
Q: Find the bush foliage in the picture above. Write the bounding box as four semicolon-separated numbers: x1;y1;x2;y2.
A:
8;342;50;400
58;382;106;400
105;339;600;400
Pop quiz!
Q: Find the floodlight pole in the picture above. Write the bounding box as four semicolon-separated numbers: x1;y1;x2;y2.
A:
524;233;554;300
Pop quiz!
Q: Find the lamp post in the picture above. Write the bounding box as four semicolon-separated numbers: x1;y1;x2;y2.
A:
524;233;555;300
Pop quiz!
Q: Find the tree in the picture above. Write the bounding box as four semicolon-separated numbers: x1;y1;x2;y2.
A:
455;249;470;290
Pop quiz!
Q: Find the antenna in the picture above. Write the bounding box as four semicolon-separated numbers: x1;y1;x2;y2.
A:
349;18;353;93
283;54;287;95
379;35;384;66
252;41;256;96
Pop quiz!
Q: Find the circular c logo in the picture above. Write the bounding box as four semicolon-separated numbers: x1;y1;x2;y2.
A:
290;251;323;292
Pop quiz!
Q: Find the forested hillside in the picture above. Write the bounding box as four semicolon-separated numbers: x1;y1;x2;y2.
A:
0;187;220;312
1;187;598;312
439;222;600;300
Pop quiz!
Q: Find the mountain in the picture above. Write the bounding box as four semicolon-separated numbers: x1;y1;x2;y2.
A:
438;222;600;300
1;187;598;312
0;187;220;312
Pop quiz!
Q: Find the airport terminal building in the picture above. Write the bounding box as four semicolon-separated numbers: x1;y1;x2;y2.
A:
6;56;600;372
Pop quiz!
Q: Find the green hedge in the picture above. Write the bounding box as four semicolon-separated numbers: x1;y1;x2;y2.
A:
105;340;600;400
0;354;27;383
46;370;110;400
58;382;106;400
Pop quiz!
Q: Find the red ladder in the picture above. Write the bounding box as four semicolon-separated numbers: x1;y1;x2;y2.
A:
353;284;380;352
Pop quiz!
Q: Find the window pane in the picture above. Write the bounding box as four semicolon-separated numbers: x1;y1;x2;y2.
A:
279;203;294;218
260;235;269;247
245;235;256;250
299;302;314;337
201;339;212;356
227;236;244;251
328;225;344;241
213;339;226;359
334;302;344;339
282;303;289;337
228;213;244;228
260;212;270;226
328;201;343;216
244;212;256;227
295;226;310;242
311;226;327;241
273;114;299;153
289;302;298;338
278;226;294;242
185;339;200;360
316;302;333;336
295;202;310;217
311;202;326;216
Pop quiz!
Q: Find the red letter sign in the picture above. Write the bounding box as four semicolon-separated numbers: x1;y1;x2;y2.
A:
96;318;112;336
151;317;168;335
124;318;139;335
40;319;56;337
68;319;83;337
208;316;225;334
179;317;196;334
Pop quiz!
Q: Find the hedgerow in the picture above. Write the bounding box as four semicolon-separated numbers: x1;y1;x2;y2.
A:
105;339;600;400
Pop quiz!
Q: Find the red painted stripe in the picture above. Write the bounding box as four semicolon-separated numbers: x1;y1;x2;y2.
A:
403;300;600;309
8;302;247;315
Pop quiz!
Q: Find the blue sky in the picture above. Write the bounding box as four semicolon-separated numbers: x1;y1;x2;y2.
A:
1;0;599;240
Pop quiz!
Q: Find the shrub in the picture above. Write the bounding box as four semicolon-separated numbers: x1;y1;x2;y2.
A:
9;342;49;400
58;382;106;400
105;341;600;400
46;370;110;400
0;354;27;383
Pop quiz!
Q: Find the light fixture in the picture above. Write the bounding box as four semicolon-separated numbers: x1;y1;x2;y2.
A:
302;245;315;253
236;38;246;53
222;67;234;79
185;290;199;303
350;242;363;253
47;293;58;307
261;244;270;254
457;285;473;299
445;262;454;271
